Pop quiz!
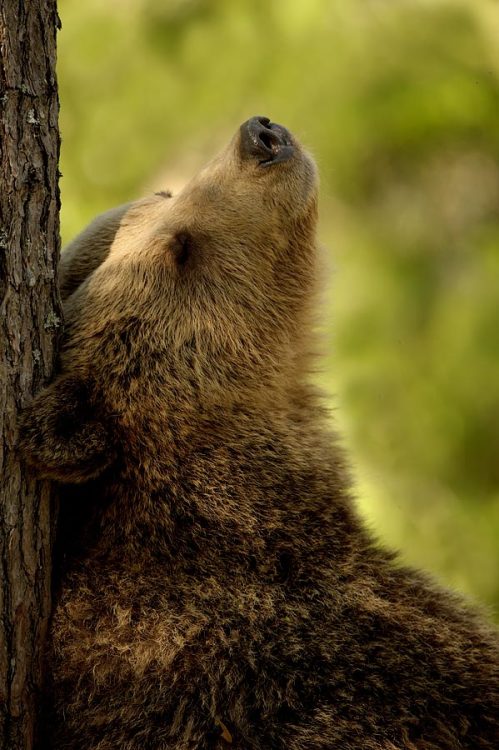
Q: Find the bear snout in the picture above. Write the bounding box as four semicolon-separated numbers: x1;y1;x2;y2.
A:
239;116;294;166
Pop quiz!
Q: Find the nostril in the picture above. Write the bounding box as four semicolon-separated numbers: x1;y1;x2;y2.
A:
257;116;271;128
258;130;273;151
259;127;286;154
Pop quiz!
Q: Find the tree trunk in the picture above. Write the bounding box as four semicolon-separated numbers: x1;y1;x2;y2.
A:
0;2;61;748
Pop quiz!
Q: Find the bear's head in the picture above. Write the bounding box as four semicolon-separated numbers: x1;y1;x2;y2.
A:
20;117;319;483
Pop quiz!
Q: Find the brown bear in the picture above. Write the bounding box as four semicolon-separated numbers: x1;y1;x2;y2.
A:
20;117;498;750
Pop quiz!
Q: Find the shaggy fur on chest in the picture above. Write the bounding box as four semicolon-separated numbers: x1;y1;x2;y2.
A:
42;423;498;750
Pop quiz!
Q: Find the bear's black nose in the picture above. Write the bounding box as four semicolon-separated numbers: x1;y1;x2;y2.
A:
239;116;294;166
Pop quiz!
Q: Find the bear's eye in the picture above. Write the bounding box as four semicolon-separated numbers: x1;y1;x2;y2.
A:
170;232;192;266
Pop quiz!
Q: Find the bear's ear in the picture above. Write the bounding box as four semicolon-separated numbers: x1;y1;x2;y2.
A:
18;376;116;484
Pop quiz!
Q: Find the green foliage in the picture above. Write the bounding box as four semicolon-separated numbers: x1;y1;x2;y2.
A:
58;0;499;613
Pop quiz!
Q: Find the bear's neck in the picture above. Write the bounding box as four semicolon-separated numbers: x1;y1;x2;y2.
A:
59;398;362;580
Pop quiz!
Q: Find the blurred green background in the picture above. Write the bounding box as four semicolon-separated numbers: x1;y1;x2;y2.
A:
58;0;499;615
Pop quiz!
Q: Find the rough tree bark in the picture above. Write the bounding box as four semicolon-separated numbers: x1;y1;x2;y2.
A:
0;2;61;749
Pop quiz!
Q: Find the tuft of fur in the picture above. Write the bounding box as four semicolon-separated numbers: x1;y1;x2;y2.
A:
20;123;498;750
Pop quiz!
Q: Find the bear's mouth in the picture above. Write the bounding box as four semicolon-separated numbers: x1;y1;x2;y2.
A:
239;116;294;167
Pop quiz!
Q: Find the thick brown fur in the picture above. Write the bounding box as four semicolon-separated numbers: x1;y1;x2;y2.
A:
20;123;498;749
